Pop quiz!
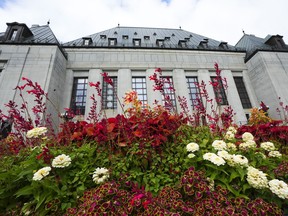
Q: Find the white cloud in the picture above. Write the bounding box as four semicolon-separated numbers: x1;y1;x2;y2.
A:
0;0;287;45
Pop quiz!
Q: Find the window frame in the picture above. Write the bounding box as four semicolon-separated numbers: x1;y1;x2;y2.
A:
234;76;252;109
211;76;228;105
186;76;202;109
102;76;118;109
132;77;147;106
70;77;88;115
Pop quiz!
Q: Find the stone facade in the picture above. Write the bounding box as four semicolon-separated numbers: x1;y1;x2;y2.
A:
1;22;288;128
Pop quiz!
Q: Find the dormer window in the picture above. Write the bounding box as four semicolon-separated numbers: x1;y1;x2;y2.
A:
164;37;170;41
156;39;164;47
144;36;150;40
108;38;117;46
100;35;107;39
10;29;18;41
219;41;228;49
133;39;141;46
4;22;33;42
199;40;208;48
178;40;187;48
82;37;92;46
122;35;129;40
185;37;190;41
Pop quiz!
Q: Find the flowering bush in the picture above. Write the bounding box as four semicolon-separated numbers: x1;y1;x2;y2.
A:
0;66;287;215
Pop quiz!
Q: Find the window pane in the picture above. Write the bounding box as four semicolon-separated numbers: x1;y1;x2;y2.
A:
211;77;228;105
132;77;148;106
102;76;118;109
70;77;88;115
234;77;252;109
186;77;202;109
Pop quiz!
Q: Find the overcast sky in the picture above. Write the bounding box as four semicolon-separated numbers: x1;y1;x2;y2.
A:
0;0;287;45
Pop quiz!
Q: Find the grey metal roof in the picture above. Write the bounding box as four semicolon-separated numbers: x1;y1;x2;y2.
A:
235;34;271;51
63;26;240;51
236;34;288;61
0;23;59;44
27;25;59;44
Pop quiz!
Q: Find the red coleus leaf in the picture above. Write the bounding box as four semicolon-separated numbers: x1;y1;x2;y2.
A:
133;130;142;138
71;131;83;141
107;123;115;133
85;127;95;136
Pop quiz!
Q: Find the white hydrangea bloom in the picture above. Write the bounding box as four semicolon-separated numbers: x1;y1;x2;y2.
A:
227;142;237;151
32;166;51;181
92;167;109;184
26;127;48;139
242;132;254;142
227;126;237;134
239;140;256;151
188;153;196;158
246;166;268;189
260;142;276;151
224;131;235;140
52;154;72;168
186;142;199;153
217;150;231;160
203;153;225;166
268;179;288;199
212;140;227;151
203;152;215;161
268;151;282;158
227;154;249;167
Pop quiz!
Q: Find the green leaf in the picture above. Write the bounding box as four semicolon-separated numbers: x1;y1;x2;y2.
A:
15;185;34;197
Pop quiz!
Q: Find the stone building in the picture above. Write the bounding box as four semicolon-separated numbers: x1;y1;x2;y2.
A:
0;22;288;127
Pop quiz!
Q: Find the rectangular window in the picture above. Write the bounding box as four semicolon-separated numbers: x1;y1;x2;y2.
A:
108;38;117;46
234;77;252;108
10;29;17;41
211;77;228;105
102;77;118;109
133;39;141;46
162;76;177;109
71;77;88;115
186;77;201;109
132;77;147;106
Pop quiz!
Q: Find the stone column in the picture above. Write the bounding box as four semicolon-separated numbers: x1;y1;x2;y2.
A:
221;70;247;125
242;70;259;108
117;69;132;114
62;69;74;112
85;69;103;119
146;69;162;107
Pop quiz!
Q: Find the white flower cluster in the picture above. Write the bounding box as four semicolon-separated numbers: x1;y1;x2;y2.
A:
260;142;275;151
226;142;237;151
242;132;254;142
226;154;249;168
224;126;237;140
239;140;256;151
246;166;268;189
217;150;230;160
32;166;51;181
212;140;227;151
186;142;199;153
268;151;282;158
92;167;109;184
52;154;72;168
26;127;48;139
187;153;196;158
203;153;226;166
268;179;288;199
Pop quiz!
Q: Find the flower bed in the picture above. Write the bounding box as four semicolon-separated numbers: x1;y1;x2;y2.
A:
0;65;287;215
